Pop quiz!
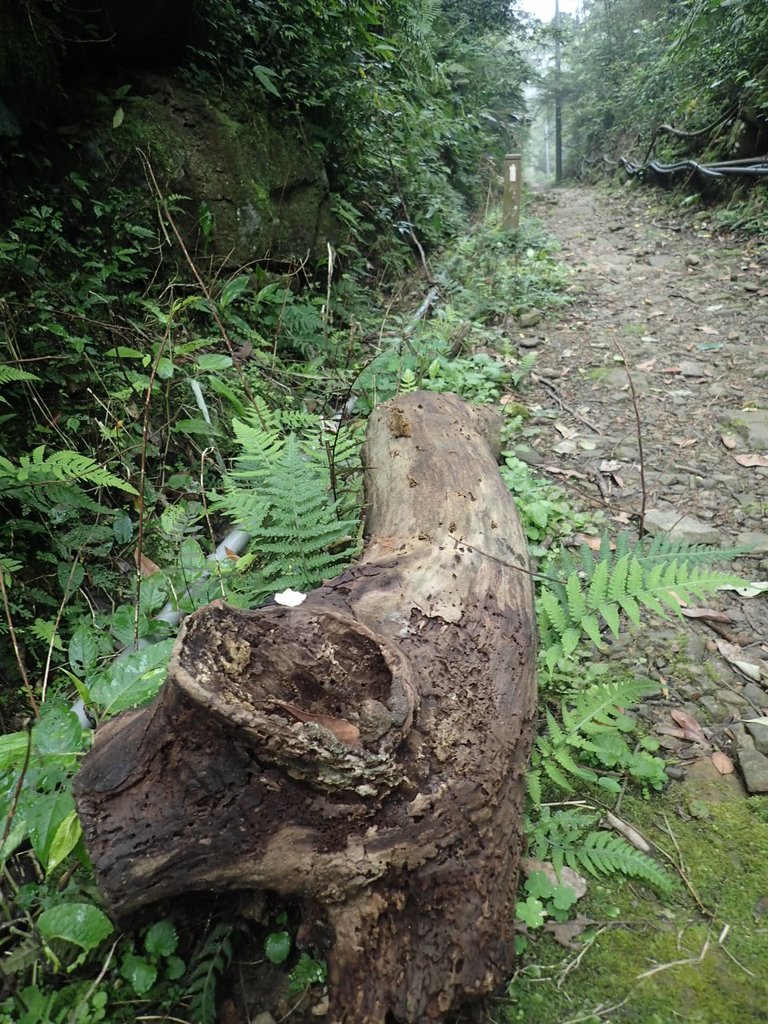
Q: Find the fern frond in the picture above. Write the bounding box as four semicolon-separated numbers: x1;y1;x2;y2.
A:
185;923;234;1024
539;530;744;669
0;366;40;386
568;831;672;891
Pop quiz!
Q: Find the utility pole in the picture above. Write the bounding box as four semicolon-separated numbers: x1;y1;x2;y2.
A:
555;0;562;183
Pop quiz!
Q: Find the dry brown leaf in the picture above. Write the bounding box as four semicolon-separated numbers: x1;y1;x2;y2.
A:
661;365;682;374
273;700;361;748
134;550;162;577
520;858;587;898
223;547;240;562
720;433;738;449
694;325;719;335
542;464;589;481
673;438;697;448
635;357;657;371
544;915;594;949
680;607;733;623
711;751;734;775
714;638;765;681
734;453;768;468
603;811;651;852
670;708;707;742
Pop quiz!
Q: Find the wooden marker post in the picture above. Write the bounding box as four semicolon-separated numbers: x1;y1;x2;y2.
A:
502;153;522;231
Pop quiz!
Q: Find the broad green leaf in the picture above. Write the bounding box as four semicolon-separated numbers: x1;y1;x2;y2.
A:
196;353;233;372
37;905;113;950
27;789;75;868
121;953;157;995
113;510;134;545
89;639;173;717
0;731;30;771
46;810;82;875
144;920;178;958
112;106;125;128
69;624;99;676
32;702;83;756
265;930;291;964
219;275;250;307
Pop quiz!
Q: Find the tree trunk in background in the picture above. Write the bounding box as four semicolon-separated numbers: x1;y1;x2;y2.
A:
74;391;538;1023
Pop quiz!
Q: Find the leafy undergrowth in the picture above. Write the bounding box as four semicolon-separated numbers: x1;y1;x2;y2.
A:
0;181;760;1023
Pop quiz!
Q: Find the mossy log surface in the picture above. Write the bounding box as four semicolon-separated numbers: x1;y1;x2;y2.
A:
74;391;538;1023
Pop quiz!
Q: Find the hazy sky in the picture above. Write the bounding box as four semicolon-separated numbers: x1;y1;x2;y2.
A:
518;0;582;21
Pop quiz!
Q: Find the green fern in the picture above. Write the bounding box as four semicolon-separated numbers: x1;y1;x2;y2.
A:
527;807;672;892
184;922;234;1024
0;446;138;498
0;365;40;404
212;416;362;603
528;677;664;800
539;530;744;672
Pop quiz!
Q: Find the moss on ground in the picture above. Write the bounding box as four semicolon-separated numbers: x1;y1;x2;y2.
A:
503;782;768;1023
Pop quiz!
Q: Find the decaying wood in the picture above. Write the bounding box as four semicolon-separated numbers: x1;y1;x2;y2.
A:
74;390;538;1023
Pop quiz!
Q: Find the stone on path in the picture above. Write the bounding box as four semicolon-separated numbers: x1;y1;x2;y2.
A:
643;508;722;545
718;408;768;450
736;738;768;794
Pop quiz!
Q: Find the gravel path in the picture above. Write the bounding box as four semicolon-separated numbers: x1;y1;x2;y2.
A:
523;185;768;793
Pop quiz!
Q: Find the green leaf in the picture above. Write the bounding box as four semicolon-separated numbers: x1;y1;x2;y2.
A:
121;952;158;995
145;920;178;958
112;106;125;128
515;897;546;928
38;903;113;953
196;353;233;372
69;624;99;676
264;930;292;964
27;789;76;868
89;639;174;717
32;702;83;756
46;810;83;875
166;955;186;980
113;511;134;545
0;731;30;771
219;276;250;308
58;561;84;594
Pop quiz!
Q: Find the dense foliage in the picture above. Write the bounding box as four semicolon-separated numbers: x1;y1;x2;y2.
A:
538;0;768;177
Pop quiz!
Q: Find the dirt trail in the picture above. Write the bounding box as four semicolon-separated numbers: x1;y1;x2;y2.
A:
523;185;768;792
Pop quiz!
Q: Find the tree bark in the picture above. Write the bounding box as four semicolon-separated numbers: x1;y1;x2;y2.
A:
74;390;538;1023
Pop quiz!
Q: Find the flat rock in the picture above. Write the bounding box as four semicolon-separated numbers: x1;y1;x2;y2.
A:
518;309;543;328
736;531;768;554
718;408;768;450
642;509;722;545
736;744;768;794
746;721;768;756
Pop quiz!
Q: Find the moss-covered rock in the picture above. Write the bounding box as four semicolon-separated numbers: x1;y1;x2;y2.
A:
124;75;336;265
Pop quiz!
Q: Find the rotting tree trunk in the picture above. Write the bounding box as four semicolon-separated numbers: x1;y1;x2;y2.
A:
74;391;538;1023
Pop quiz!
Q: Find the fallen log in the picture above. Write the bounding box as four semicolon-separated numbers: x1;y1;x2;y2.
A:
74;390;538;1023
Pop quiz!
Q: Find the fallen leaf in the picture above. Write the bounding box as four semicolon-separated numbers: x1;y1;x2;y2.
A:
603;811;651;852
554;421;578;439
661;365;682;374
544;916;594;949
611;511;632;525
134;550;162;577
694;325;719;334
635;357;657;371
714;638;765;681
672;438;697;448
680;607;733;623
272;700;361;748
599;459;623;473
718;581;768;598
720;433;738;449
520;858;587;898
746;717;768;728
711;751;734;775
734;453;768;468
542;464;589;481
670;709;707;742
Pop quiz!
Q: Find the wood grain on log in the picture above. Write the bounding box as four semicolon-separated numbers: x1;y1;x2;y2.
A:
74;391;538;1023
